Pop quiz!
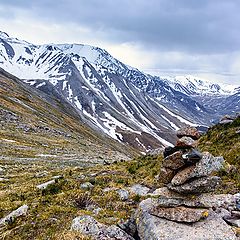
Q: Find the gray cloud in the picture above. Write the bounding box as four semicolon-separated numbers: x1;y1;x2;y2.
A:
0;0;240;54
0;0;239;84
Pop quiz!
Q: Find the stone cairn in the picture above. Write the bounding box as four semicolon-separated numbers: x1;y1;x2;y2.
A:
154;126;225;223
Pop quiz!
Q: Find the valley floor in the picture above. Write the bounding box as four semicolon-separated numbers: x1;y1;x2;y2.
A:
0;154;162;239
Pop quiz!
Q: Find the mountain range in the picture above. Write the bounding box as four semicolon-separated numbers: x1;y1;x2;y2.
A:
0;31;239;151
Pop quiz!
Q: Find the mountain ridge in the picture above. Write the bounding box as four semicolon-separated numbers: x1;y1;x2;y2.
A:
0;31;239;151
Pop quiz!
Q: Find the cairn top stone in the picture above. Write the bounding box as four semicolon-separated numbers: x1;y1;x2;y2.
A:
177;127;200;140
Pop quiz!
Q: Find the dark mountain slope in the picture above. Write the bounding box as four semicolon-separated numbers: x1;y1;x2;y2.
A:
0;67;135;164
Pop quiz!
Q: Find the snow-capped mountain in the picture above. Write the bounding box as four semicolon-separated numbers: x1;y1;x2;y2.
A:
163;75;237;96
0;31;239;151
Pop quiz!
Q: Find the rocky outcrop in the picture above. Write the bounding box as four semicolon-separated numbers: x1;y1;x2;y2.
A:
71;215;134;240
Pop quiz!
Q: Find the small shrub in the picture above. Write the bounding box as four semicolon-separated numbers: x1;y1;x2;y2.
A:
74;193;94;209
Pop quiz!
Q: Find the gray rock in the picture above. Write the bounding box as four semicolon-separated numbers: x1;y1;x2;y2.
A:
171;153;224;186
171;165;196;186
224;217;240;228
151;188;237;210
214;208;231;219
117;189;129;201
219;115;234;124
51;175;63;180
129;184;150;196
0;205;29;226
80;182;94;190
103;187;119;192
92;207;102;215
177;127;201;140
0;177;9;182
0;167;4;175
182;149;202;163
150;206;209;223
36;180;55;190
35;171;48;178
136;199;237;240
232;211;240;218
117;218;137;237
168;176;221;194
176;136;197;148
163;151;185;170
234;193;240;210
71;215;134;239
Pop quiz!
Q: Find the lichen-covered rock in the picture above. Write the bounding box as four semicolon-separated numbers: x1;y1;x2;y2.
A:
158;167;175;184
151;188;237;209
137;209;237;239
171;165;196;186
129;184;150;196
136;198;237;240
171;153;224;186
177;127;201;140
0;205;28;226
150;206;209;223
168;176;221;194
71;215;134;239
163;151;185;170
176;136;198;148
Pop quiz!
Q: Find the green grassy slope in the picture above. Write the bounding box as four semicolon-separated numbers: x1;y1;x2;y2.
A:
198;116;240;193
0;68;137;163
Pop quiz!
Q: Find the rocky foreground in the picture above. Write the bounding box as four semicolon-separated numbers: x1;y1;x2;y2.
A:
69;127;240;239
0;127;239;239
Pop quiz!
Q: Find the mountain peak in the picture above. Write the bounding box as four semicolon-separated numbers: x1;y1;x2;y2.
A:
0;31;9;38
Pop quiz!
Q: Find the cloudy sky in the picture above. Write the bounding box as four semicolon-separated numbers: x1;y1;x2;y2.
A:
0;0;239;84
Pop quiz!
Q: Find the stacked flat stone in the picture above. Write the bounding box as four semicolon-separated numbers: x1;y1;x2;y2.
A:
155;126;224;223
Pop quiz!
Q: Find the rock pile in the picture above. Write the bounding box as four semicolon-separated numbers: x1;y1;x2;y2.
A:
136;127;239;240
157;126;224;223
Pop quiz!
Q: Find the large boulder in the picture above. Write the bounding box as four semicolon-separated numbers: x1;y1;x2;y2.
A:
136;198;237;240
71;215;134;240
